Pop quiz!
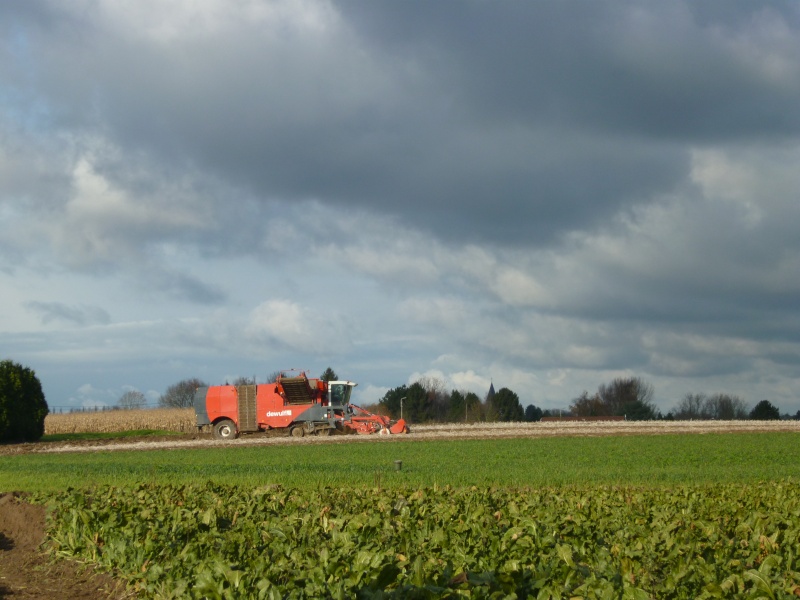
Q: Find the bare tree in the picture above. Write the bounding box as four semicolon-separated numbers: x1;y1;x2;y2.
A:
673;393;748;420
673;393;709;420
706;393;749;420
598;377;655;418
118;390;147;410
159;378;207;408
573;379;657;419
570;391;610;417
416;375;447;398
574;377;656;420
416;376;450;421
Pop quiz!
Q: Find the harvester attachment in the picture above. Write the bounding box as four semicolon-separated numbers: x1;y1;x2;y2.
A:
346;404;409;435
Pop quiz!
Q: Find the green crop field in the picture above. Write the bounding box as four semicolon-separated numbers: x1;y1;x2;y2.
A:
4;432;800;598
40;480;800;598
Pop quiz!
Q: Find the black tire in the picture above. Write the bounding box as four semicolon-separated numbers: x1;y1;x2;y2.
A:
290;425;305;438
213;419;237;440
317;426;333;437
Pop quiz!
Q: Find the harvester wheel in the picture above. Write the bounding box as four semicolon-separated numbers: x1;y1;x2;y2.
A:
290;425;305;438
318;427;333;436
213;419;237;440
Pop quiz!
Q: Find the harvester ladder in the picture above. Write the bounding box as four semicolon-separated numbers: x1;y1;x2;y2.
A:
236;385;258;432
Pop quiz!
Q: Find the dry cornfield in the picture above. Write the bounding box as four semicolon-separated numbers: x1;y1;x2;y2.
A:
44;408;196;435
42;407;800;439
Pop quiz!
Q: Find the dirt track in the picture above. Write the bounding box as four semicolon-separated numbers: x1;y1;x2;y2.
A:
3;419;799;456
0;493;128;600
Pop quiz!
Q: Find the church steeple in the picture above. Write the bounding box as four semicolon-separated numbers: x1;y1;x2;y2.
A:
487;381;496;402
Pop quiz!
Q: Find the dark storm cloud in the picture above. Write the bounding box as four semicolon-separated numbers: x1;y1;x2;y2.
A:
142;269;227;306
6;2;798;248
3;1;800;411
341;1;800;140
26;301;111;326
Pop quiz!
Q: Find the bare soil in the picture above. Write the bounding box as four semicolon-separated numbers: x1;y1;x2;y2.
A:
0;493;128;599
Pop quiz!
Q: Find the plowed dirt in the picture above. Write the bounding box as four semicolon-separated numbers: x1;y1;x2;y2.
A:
0;493;128;599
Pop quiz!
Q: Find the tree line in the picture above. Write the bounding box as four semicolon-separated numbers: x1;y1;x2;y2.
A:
566;377;794;421
376;375;796;424
2;358;798;447
376;376;524;424
124;370;797;423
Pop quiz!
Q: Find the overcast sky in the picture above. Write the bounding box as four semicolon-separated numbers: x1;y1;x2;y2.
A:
2;1;799;415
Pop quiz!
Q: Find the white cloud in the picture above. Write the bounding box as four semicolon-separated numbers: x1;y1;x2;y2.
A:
493;267;550;307
716;7;800;87
68;382;117;409
52;0;341;45
448;369;491;394
355;383;389;406
247;299;351;356
249;300;308;344
690;149;762;226
48;155;208;268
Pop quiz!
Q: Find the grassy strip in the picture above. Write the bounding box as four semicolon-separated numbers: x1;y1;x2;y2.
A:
40;429;183;443
3;432;800;492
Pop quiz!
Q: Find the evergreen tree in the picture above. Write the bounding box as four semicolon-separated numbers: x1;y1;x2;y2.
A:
320;367;339;382
489;388;524;421
749;400;781;420
525;404;543;422
403;382;433;423
379;385;409;419
448;390;466;422
0;360;49;442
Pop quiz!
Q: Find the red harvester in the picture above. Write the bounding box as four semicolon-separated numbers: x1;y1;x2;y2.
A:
194;371;408;439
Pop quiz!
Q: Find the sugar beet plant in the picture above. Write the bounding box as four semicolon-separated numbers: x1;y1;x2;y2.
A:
42;481;800;599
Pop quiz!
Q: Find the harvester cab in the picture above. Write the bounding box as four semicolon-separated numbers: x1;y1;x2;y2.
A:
327;380;357;408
